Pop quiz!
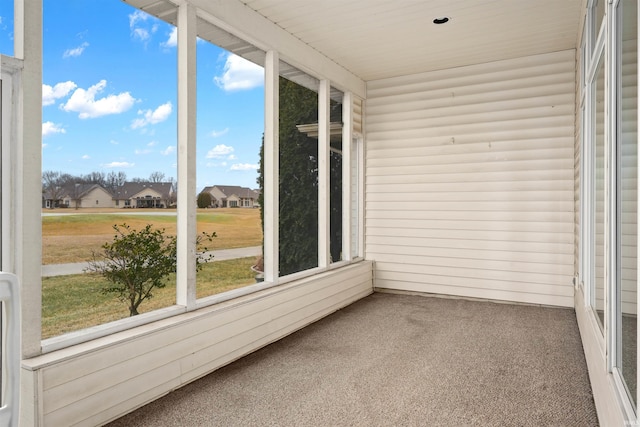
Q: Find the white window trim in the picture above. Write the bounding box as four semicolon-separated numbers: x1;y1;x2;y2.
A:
0;55;22;273
35;6;366;353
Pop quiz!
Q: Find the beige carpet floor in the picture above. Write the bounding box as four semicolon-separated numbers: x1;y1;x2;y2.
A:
107;292;599;426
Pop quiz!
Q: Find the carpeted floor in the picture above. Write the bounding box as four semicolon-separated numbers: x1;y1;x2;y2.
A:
107;292;599;426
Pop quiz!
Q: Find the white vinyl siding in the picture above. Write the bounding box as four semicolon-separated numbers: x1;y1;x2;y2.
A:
620;37;637;315
365;50;576;307
80;188;113;209
21;262;373;426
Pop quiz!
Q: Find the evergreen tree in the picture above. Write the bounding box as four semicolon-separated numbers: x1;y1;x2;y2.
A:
258;77;343;276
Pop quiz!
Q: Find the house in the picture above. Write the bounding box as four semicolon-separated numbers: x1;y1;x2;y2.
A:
42;183;114;209
1;0;637;425
199;185;260;208
112;182;175;208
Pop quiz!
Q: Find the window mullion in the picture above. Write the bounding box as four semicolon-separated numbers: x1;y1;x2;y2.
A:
342;91;353;261
318;80;330;268
264;51;279;283
176;3;197;309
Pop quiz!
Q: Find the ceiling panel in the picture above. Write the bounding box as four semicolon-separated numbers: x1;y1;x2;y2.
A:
126;0;584;82
241;0;583;81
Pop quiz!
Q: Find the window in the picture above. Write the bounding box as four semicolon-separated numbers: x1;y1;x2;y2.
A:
591;0;607;55
41;0;177;339
31;1;362;351
0;2;14;56
591;52;606;332
615;0;638;408
278;62;319;277
195;20;265;299
329;87;343;264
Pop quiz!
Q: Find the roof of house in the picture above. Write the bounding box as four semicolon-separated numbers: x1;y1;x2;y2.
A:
112;182;173;200
43;183;111;200
201;185;260;200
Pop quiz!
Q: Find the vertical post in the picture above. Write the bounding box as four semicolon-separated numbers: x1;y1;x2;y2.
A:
342;91;353;261
636;0;640;405
15;0;43;358
318;80;330;267
176;3;197;309
264;51;279;283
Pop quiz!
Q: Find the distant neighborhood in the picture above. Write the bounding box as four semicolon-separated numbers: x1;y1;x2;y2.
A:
199;185;260;209
42;171;259;209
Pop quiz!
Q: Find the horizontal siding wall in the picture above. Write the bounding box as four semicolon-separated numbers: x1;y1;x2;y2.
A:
366;50;576;307
21;262;373;426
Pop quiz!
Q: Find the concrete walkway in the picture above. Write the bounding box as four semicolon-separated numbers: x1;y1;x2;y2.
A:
41;246;262;277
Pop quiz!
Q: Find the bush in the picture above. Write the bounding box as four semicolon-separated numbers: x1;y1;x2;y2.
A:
86;223;215;316
197;192;213;208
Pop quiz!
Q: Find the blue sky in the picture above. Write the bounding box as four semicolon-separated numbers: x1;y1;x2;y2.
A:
0;1;264;191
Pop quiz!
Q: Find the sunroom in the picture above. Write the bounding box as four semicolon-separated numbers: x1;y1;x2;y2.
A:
0;0;637;425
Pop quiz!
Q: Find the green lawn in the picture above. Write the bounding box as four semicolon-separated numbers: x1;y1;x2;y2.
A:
42;257;258;339
42;208;262;264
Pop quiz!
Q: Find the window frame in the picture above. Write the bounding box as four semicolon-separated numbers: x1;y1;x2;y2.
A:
36;5;365;352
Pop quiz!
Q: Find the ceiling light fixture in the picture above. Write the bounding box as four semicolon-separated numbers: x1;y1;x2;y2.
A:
433;17;450;24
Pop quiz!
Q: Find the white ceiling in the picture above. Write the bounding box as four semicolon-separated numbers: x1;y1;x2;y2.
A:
241;0;584;81
126;0;585;83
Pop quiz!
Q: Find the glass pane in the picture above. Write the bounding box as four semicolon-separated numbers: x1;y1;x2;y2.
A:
619;0;638;407
593;55;605;332
41;1;177;337
593;0;606;52
351;136;360;259
195;23;265;298
0;1;13;56
330;88;343;264
278;62;319;277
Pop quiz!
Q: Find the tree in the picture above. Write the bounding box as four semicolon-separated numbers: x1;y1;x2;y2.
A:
275;77;320;275
105;171;127;193
83;171;106;186
86;224;216;316
69;183;84;210
197;191;212;208
167;177;177;207
149;171;166;182
42;170;66;208
258;77;344;275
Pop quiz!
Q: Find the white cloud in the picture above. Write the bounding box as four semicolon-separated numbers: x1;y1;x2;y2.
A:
230;163;259;171
62;80;137;119
129;10;158;43
132;28;150;42
42;81;77;106
206;144;234;159
103;161;135;168
228;154;237;160
110;139;119;145
161;27;177;48
131;101;172;129
129;10;148;28
206;161;228;168
210;128;229;138
42;121;66;137
134;149;152;155
82;155;90;160
63;42;89;58
214;54;264;91
147;141;157;147
161;146;175;156
42;143;48;149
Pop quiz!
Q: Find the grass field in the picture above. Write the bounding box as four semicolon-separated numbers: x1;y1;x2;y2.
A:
41;207;262;338
42;256;257;339
42;208;262;264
